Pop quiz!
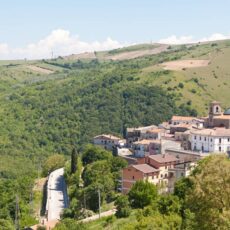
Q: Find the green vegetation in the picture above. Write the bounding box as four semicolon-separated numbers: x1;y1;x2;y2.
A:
1;40;230;227
128;180;158;209
107;43;160;55
64;146;127;216
55;154;230;230
42;154;66;176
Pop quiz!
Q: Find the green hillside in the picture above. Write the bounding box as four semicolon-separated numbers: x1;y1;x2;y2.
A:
0;39;230;227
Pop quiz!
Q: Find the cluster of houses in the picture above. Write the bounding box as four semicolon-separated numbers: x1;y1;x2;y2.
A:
93;101;230;193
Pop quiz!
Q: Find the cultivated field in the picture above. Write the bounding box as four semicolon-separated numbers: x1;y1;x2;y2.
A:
26;65;55;74
161;59;210;70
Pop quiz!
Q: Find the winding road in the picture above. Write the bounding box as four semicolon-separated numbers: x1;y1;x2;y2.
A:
46;168;68;221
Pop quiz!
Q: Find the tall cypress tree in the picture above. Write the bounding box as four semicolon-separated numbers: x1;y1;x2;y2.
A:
71;147;77;174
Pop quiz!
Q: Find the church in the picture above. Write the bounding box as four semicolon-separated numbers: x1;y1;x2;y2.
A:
204;101;230;129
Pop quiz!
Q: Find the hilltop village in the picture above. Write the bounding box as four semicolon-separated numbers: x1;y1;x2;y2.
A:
93;101;230;193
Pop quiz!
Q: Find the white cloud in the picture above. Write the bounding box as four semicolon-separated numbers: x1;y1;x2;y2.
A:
0;29;127;60
0;43;9;55
1;30;230;60
159;33;230;45
199;33;230;42
158;35;195;45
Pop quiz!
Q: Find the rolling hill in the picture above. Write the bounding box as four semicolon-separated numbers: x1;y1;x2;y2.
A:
0;39;230;227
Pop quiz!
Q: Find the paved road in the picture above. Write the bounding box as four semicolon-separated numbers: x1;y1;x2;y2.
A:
46;168;68;221
81;209;117;223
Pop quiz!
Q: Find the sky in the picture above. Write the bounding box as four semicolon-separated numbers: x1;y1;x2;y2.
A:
0;0;230;59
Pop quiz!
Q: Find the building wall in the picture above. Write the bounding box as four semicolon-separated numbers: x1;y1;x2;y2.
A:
122;166;159;194
122;167;143;194
191;134;230;153
133;144;149;157
93;138;120;150
212;119;230;129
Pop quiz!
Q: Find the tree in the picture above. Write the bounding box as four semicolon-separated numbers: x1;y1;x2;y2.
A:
128;180;158;209
42;154;65;176
174;177;193;201
82;160;113;188
82;145;112;166
157;194;181;215
185;155;230;230
0;219;14;230
71;147;77;174
115;195;131;218
82;160;115;208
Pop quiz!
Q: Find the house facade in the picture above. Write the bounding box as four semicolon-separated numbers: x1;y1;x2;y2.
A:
126;125;158;147
190;128;230;154
122;154;179;194
93;134;125;150
132;139;182;157
122;164;159;194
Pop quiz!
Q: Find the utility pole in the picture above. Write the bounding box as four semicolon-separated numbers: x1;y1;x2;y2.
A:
98;188;101;219
30;185;33;215
84;191;86;210
15;195;20;230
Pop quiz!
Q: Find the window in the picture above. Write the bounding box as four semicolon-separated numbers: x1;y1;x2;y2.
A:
200;136;201;141
181;172;184;176
161;174;163;178
204;137;207;141
219;147;221;152
228;138;230;142
216;106;219;113
132;176;135;180
194;136;196;140
165;173;167;178
210;138;212;142
219;138;222;144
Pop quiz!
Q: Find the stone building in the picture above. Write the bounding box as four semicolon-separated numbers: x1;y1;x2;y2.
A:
205;101;230;128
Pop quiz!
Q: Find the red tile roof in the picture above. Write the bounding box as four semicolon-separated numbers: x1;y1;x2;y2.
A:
132;164;158;173
148;154;178;163
191;128;230;137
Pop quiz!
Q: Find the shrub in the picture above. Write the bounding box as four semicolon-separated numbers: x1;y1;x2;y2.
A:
128;180;158;209
178;83;184;89
115;195;131;218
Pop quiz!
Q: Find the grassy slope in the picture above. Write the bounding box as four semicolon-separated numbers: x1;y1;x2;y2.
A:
0;40;230;174
0;39;230;226
136;40;230;114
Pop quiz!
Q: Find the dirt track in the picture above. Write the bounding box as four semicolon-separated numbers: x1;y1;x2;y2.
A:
161;59;210;70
